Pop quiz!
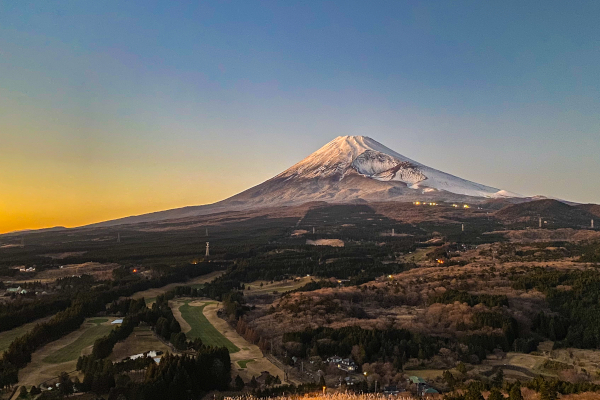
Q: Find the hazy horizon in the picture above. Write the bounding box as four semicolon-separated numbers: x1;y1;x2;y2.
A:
2;1;599;233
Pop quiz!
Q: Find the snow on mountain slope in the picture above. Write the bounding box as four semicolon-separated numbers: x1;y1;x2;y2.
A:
275;136;522;198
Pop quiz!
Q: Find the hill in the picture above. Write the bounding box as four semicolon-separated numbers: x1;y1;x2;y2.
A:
496;199;596;228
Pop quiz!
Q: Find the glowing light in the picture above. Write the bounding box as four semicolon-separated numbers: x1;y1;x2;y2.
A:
463;204;470;209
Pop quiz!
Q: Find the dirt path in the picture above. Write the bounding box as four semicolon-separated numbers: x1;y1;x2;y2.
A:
171;299;298;384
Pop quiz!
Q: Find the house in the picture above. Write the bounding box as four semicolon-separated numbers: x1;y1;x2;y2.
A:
409;376;438;397
326;356;342;364
338;358;357;372
129;350;163;361
6;287;27;295
344;376;357;386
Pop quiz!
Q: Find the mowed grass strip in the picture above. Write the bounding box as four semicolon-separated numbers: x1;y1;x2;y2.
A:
87;318;109;324
0;319;48;353
43;320;114;364
179;302;240;353
237;359;255;368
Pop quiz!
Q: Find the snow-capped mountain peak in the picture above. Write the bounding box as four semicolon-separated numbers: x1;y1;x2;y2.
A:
274;136;521;199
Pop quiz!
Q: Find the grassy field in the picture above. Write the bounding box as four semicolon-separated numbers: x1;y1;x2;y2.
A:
399;247;433;263
87;318;109;324
0;317;51;354
179;302;240;353
42;319;114;364
237;359;255;368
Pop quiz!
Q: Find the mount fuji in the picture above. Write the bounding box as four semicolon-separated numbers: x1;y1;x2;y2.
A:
90;136;525;227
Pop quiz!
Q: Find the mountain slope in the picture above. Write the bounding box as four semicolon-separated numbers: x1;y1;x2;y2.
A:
89;136;524;227
271;136;521;198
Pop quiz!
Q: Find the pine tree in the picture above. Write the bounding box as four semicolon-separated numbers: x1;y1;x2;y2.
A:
234;375;244;391
492;369;504;388
539;380;557;400
509;384;523;400
488;387;504;400
465;384;484;400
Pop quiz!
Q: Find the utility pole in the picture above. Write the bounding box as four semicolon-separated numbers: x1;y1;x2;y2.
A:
117;233;120;243
20;236;25;248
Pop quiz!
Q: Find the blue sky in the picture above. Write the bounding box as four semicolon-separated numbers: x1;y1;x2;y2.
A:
1;1;599;231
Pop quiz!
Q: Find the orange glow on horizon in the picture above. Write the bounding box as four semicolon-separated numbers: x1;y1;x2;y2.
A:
0;169;241;234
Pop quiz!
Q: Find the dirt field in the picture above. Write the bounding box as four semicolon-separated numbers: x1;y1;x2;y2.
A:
306;239;345;247
16;317;118;389
171;299;295;383
34;262;120;282
130;270;224;305
109;326;173;362
243;276;313;296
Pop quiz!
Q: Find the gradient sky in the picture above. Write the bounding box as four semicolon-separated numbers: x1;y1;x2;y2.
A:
1;1;599;233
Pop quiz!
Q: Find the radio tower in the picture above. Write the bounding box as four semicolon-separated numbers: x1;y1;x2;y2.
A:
205;242;210;257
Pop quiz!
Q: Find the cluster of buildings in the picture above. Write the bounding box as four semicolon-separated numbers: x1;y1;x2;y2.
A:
408;376;439;396
412;201;471;209
3;286;29;295
326;356;358;372
127;350;163;364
